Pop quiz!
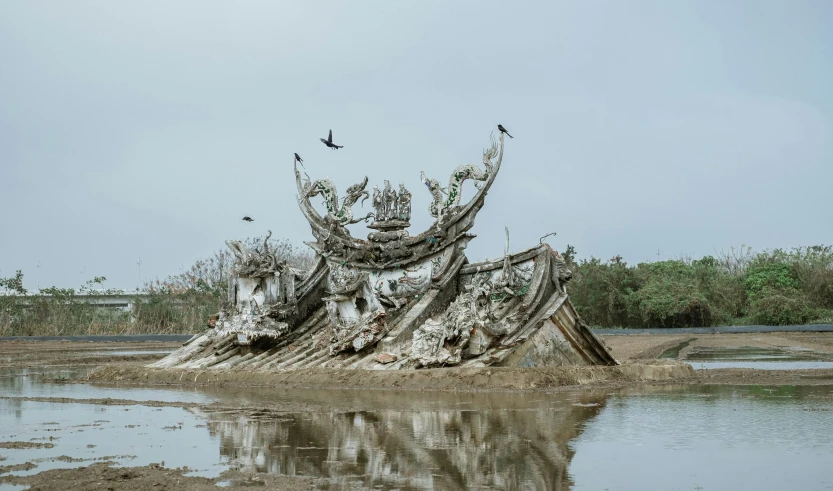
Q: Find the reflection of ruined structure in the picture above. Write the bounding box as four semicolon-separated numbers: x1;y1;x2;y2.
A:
151;130;616;371
192;391;606;490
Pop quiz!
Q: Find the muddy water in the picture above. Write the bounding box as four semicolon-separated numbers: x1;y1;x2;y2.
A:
2;351;833;489
684;346;833;370
1;365;213;404
659;343;833;370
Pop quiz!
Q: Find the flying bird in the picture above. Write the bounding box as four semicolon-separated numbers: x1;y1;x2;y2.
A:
320;129;343;150
294;153;305;168
497;124;513;138
242;216;254;222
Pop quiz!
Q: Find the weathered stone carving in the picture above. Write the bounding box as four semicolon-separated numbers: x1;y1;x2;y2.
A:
368;181;412;226
324;260;436;356
412;278;481;367
150;127;619;372
226;235;281;278
552;253;573;294
411;231;533;367
302;176;372;226
372;185;384;222
216;235;299;342
382;180;397;220
419;172;446;219
420;135;499;219
323;263;385;354
295;133;504;268
397;183;411;221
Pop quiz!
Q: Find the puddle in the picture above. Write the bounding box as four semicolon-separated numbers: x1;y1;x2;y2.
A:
90;350;174;357
0;399;224;479
0;484;29;490
658;338;694;359
688;361;833;370
0;348;170;363
685;346;829;362
0;365;215;404
665;345;833;370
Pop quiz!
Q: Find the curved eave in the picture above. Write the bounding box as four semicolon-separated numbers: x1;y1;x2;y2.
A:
293;132;504;269
438;132;505;230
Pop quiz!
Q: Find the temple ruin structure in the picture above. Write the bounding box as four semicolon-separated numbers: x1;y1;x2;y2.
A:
150;130;617;371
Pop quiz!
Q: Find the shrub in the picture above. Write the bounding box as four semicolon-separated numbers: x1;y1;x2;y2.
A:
790;245;833;308
745;261;800;297
569;255;637;328
748;287;812;326
627;261;712;328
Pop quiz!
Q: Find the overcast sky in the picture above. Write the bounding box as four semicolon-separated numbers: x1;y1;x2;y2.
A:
1;0;831;291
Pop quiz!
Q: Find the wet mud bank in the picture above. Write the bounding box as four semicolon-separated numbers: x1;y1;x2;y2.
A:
685;367;833;385
0;461;316;491
86;362;694;391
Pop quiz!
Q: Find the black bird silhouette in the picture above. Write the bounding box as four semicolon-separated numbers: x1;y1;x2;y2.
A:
294;153;305;168
242;216;254;222
320;129;343;150
498;124;513;138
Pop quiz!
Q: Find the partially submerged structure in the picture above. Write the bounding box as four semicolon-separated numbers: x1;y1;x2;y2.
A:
151;130;616;371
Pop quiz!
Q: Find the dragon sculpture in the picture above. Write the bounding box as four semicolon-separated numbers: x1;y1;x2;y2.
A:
420;134;501;218
226;235;283;278
303;176;373;226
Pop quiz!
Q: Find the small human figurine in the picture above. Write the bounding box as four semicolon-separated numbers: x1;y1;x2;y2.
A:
398;183;412;221
372;185;384;222
383;180;397;220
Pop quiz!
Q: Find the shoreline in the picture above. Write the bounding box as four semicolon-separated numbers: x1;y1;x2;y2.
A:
86;362;694;391
83;362;833;392
2;323;833;343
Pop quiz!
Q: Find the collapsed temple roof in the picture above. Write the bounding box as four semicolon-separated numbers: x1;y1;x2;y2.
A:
151;129;617;371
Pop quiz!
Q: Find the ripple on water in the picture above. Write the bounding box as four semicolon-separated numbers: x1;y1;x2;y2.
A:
0;366;216;404
1;365;832;489
569;385;833;490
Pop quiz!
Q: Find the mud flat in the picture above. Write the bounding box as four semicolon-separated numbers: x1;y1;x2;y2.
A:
0;461;316;490
7;335;833;391
85;361;833;391
81;331;833;391
599;331;833;361
0;340;178;368
85;361;694;391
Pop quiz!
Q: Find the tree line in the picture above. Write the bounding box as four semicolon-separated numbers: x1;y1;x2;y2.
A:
0;236;313;336
2;240;831;335
565;245;833;328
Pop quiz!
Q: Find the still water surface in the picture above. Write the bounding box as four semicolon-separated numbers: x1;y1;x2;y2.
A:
1;365;832;489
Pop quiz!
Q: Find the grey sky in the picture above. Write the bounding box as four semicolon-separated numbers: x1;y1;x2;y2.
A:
1;0;831;291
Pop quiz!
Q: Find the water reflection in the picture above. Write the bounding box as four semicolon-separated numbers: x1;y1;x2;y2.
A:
686;346;830;362
0;362;216;405
570;384;833;490
198;394;607;490
1;382;832;490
